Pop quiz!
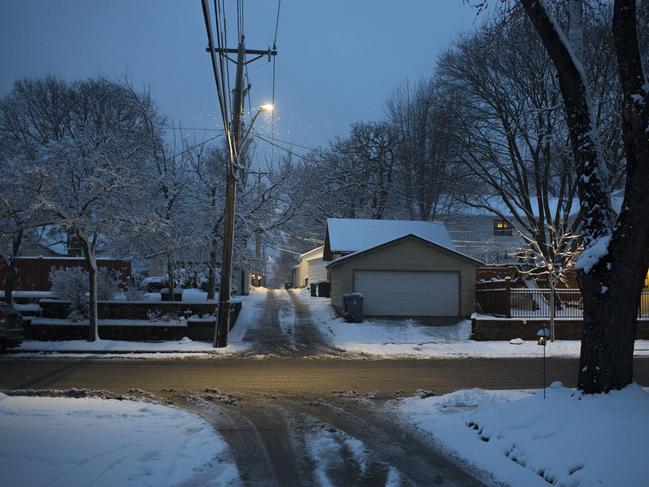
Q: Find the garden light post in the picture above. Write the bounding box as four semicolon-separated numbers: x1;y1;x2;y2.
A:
537;326;550;399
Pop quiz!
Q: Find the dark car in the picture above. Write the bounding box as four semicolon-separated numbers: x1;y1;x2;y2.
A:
0;302;24;352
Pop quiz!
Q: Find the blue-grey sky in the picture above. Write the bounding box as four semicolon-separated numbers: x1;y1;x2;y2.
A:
0;1;478;154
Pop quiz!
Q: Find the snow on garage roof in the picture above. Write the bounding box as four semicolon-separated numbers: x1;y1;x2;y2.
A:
326;218;455;254
326;233;483;269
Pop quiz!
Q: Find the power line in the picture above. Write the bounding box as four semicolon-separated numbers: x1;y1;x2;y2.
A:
162;126;225;133
252;133;465;208
270;0;281;162
162;134;222;162
201;0;234;162
273;0;281;46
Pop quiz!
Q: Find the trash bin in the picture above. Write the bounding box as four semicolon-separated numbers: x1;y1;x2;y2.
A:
310;283;317;297
317;281;331;298
342;293;364;323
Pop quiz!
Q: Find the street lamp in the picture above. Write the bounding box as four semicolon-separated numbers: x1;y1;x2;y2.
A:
240;104;273;149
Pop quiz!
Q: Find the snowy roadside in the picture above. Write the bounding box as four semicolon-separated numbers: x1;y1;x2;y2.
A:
387;383;649;487
299;289;649;358
13;288;269;356
0;393;240;487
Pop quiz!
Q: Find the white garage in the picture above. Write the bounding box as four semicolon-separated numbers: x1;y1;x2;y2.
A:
354;270;459;316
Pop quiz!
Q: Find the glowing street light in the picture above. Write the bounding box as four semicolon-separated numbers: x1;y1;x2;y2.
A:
241;104;274;148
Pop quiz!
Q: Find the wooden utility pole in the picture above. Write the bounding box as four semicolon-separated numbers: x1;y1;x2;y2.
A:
210;36;277;348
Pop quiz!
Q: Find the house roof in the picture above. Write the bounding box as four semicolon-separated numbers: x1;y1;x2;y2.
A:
326;233;483;269
324;218;455;260
297;245;324;262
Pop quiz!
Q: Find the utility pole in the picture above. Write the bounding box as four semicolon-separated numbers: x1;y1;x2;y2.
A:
210;36;277;348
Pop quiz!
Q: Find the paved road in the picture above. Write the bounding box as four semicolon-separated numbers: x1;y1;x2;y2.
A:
3;356;649;396
4;356;649;487
6;289;649;486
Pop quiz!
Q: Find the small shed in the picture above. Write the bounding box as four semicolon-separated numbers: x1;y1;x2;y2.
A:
326;233;482;319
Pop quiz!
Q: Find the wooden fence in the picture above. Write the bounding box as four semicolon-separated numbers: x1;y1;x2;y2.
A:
0;257;131;291
476;278;649;318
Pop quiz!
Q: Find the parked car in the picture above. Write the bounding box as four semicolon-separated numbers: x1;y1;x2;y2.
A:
0;302;24;352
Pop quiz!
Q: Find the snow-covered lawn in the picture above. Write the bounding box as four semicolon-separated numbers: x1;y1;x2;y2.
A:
0;393;239;487
390;383;649;487
300;289;649;358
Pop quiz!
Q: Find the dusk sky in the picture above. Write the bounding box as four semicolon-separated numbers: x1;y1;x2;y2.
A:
1;1;479;155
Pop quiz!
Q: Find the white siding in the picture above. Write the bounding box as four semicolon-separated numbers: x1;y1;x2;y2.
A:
307;258;328;284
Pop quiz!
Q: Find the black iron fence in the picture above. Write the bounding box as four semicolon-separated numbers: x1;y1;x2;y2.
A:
476;279;649;319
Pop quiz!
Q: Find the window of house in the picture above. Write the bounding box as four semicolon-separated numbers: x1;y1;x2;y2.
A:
493;219;512;236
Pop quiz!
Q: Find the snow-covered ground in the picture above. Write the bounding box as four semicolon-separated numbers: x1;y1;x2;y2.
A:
16;288;268;355
390;383;649;487
0;393;239;487
300;289;649;358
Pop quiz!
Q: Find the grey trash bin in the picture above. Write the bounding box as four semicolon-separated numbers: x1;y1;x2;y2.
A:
342;293;364;323
310;283;317;297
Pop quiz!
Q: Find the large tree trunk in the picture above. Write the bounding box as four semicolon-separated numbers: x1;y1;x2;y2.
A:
166;252;176;302
520;0;649;392
3;229;23;305
207;247;218;300
81;241;99;342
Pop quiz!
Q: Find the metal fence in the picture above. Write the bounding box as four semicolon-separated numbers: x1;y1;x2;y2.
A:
477;282;649;319
510;289;584;318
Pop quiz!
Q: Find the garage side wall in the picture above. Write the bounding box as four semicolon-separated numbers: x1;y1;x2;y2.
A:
329;238;477;316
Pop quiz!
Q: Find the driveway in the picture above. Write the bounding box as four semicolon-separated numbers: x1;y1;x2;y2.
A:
241;289;343;356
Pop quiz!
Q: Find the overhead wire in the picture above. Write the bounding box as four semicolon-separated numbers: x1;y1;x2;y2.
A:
215;0;232;117
162;133;223;162
252;132;466;208
270;0;281;161
200;0;234;163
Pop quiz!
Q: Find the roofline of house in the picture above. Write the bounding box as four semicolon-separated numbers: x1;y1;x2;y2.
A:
298;245;324;261
325;233;484;269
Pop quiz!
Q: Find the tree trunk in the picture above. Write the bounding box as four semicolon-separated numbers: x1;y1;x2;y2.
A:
207;247;218;300
520;0;649;392
3;229;24;305
81;242;99;342
167;252;176;302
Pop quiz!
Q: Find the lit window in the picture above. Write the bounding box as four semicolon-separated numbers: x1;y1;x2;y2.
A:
494;219;513;236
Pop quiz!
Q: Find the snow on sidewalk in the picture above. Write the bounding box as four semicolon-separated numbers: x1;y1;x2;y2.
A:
0;393;240;487
300;290;649;358
390;383;649;486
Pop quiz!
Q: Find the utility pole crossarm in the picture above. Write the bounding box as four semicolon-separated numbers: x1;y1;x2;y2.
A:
205;46;278;64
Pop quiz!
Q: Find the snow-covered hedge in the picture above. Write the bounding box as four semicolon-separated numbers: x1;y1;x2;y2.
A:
49;266;126;320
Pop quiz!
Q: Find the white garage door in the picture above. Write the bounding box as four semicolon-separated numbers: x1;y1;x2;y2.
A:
353;271;459;316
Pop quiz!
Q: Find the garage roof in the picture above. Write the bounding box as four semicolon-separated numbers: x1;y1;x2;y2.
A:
324;218;455;260
326;233;484;268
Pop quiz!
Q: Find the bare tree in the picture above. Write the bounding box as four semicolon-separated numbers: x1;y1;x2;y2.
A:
387;79;464;220
517;0;649;392
24;77;159;341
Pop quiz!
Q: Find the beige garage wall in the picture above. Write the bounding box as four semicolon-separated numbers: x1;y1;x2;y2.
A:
329;237;477;317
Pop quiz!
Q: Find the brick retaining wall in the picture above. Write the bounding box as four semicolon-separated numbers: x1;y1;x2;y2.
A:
472;317;649;341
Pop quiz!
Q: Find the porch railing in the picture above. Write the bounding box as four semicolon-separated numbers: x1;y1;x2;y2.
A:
476;278;649;319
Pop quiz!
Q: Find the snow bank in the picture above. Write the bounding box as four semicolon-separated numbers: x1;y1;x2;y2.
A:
0;395;239;487
392;384;649;486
